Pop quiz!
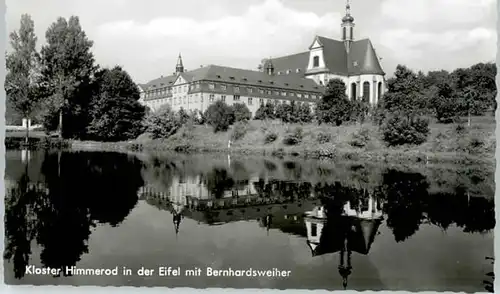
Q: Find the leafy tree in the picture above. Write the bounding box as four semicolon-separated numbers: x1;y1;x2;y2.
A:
5;14;42;143
39;16;97;139
86;66;146;141
143;104;181;139
232;103;252;122
275;102;293;123
295;102;313;123
204;100;235;132
254;101;275;120
349;100;369;124
430;81;460;123
316;79;351;126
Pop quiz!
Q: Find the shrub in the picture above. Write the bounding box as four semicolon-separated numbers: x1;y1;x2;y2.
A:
231;121;248;141
350;128;371;148
283;126;303;145
380;115;430;146
264;132;278;144
233;103;252;122
316;132;332;144
204;101;235;132
178;108;190;125
143;104;181;139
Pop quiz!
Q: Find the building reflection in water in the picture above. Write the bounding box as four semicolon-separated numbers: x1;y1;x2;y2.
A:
304;194;383;290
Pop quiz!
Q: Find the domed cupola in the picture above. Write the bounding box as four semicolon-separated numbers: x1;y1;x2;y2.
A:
341;0;355;53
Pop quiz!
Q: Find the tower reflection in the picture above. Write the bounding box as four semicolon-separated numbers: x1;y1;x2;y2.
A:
304;194;383;289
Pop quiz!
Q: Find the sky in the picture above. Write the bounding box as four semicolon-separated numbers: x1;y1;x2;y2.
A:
6;0;497;84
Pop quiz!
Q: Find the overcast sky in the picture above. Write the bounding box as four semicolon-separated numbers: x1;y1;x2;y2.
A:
6;0;497;84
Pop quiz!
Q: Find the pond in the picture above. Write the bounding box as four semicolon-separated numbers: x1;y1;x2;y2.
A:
3;150;495;292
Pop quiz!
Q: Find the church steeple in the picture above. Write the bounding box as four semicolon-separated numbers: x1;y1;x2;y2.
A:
341;0;355;53
175;53;184;74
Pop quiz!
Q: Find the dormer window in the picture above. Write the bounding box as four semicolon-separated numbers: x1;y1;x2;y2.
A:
296;68;301;73
257;80;262;83
217;75;222;79
242;77;247;81
299;85;304;88
313;56;319;68
229;76;235;80
277;72;281;75
284;83;289;86
286;70;291;74
269;81;274;85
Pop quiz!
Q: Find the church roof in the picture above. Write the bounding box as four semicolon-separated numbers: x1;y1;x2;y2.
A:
144;64;323;93
266;36;385;77
306;215;382;257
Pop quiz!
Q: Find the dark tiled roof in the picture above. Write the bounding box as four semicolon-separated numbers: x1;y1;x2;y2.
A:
347;39;385;75
144;74;178;89
317;36;349;75
266;51;310;77
265;36;385;77
144;64;323;93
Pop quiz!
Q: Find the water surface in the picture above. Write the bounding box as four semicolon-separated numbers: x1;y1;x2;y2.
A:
4;150;495;292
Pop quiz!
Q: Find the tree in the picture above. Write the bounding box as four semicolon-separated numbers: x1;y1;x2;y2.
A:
295;102;313;123
430;81;460;123
254;101;275;120
275;102;293;123
204;100;235;132
233;103;252;122
5;14;42;144
143;104;182;139
316;79;351;126
178;108;190;125
40;16;97;139
86;66;146;141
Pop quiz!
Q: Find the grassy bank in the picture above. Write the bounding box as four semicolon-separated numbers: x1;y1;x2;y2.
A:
70;115;495;166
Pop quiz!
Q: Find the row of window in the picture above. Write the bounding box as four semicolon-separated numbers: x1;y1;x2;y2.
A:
147;94;315;109
145;82;321;100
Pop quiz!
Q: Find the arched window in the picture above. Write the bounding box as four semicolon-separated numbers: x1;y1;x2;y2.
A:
313;56;319;68
351;83;357;100
362;82;370;103
377;82;383;102
349;27;353;39
342;27;346;40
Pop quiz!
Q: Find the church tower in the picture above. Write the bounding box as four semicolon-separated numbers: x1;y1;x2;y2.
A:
341;0;355;53
175;53;184;74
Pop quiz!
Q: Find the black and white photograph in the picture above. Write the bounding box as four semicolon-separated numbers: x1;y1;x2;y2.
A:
3;0;497;292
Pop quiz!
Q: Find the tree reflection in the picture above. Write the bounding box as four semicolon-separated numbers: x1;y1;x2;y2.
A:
379;170;429;242
4;160;42;279
4;151;144;279
204;168;234;199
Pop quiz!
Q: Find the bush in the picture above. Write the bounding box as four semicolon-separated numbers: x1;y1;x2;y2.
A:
316;132;332;144
350;128;371;148
283;126;303;145
264;132;278;144
231;121;248;141
380;115;430;146
143;104;181;139
233;103;252;122
204;101;235;132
